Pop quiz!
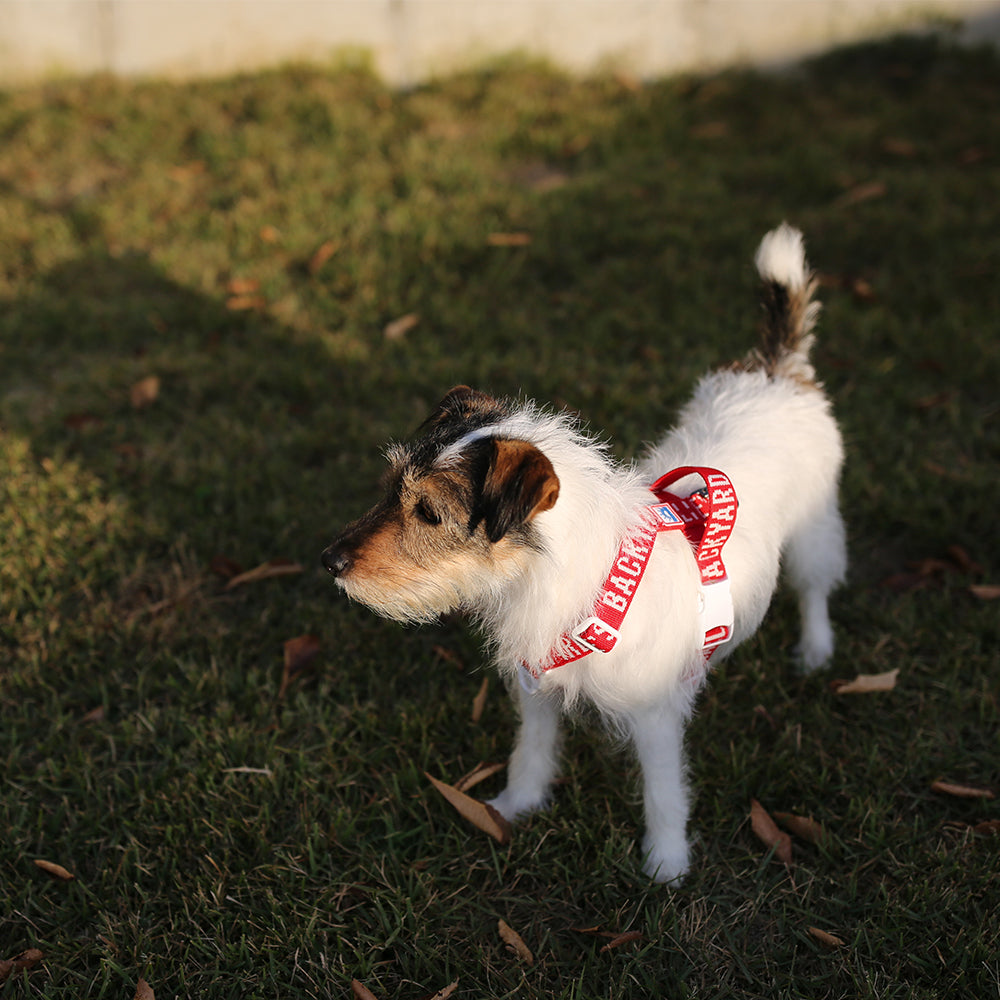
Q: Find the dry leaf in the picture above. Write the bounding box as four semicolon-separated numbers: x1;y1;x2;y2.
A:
831;669;899;694
808;926;845;948
308;239;339;275
226;294;265;311
690;121;729;139
836;180;887;206
773;811;828;846
224;559;304;590
454;761;506;794
425;772;511;844
351;981;379;1000
423;983;459;1000
487;232;531;247
130;376;160;409
259;224;281;244
471;677;489;722
969;584;1000;600
881;137;918;157
914;390;955;411
64;411;102;430
947;545;982;575
0;948;43;983
278;634;321;699
384;313;420;341
133;978;155;1000
80;706;106;724
973;820;1000;835
931;780;995;800
498;920;534;965
600;930;643;952
208;554;243;581
33;859;74;881
749;799;792;866
432;645;464;670
226;277;260;295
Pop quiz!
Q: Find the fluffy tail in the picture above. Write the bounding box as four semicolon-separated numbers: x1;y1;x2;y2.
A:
749;223;821;384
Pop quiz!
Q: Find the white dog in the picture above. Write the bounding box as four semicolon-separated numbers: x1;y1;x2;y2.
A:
322;224;846;882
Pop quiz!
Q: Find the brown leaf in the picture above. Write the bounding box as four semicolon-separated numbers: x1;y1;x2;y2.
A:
808;926;845;948
308;239;339;275
133;978;155;1000
208;554;244;581
690;121;729;139
33;859;74;881
0;948;43;983
749;799;792;866
259;224;281;244
850;277;877;302
351;981;380;1000
278;634;322;699
168;161;206;181
947;545;982;576
973;820;1000;835
471;677;489;723
421;983;459;1000
599;930;643;953
80;706;106;724
226;277;260;296
63;411;103;430
226;294;266;311
931;780;995;800
969;584;1000;600
836;180;887;207
432;645;465;670
773;811;828;846
454;761;506;794
425;772;511;844
130;376;160;409
383;313;420;341
831;668;899;694
881;137;918;157
913;390;955;411
498;919;534;965
224;559;304;590
487;232;531;247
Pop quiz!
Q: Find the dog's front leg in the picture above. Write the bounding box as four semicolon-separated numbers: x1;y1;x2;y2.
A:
488;682;562;821
629;701;690;883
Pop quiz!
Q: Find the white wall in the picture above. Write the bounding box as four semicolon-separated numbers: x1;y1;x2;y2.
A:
1;0;998;86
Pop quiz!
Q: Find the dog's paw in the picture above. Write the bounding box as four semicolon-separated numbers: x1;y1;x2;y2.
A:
796;633;834;673
641;834;690;885
486;789;549;823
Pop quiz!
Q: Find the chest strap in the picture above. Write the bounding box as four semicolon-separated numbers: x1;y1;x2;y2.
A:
519;466;738;691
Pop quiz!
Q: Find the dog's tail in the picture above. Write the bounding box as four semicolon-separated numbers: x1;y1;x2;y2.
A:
748;223;821;384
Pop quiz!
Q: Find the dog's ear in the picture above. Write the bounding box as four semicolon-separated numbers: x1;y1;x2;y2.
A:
423;385;506;429
470;438;560;543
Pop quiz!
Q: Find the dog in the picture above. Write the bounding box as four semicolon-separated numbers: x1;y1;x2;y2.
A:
322;224;846;882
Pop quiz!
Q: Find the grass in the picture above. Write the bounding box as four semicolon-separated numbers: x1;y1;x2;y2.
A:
1;32;998;999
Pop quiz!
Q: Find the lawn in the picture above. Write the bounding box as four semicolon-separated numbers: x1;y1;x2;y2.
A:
1;32;998;1000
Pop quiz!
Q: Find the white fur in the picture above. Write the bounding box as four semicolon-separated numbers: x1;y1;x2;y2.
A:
477;229;846;883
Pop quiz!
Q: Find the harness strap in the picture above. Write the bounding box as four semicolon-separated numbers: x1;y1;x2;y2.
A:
519;466;738;692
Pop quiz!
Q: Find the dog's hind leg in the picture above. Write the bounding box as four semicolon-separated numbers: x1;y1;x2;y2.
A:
784;498;847;671
488;685;562;821
629;700;690;884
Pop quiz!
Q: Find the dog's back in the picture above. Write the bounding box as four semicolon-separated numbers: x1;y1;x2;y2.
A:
642;224;846;665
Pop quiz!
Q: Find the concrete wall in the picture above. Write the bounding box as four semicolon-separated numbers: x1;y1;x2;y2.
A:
2;0;999;86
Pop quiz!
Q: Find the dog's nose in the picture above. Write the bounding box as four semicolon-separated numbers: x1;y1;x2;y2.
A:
321;545;352;577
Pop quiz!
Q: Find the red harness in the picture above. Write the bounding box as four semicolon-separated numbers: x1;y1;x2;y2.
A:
519;467;738;691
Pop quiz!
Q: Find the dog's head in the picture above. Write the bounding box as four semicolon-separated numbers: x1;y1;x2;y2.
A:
321;387;560;622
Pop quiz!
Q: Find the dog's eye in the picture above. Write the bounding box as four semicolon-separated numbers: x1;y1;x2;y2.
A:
414;499;442;526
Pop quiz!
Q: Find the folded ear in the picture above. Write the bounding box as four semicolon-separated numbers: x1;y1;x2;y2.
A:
471;438;560;543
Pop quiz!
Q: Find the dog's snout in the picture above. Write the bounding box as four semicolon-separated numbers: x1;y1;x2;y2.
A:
321;545;352;577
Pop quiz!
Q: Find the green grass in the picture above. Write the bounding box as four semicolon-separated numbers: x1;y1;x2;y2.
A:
2;33;999;999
